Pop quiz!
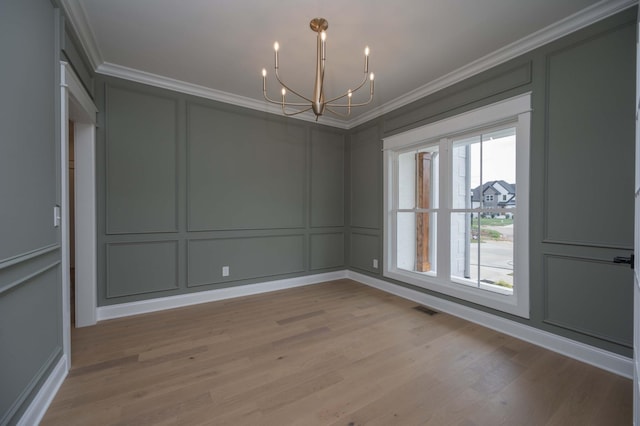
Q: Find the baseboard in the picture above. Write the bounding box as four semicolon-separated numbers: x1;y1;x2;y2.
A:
347;270;634;379
97;271;348;321
17;354;68;426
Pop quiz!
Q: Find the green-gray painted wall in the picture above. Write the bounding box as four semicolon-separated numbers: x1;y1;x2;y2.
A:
0;1;63;424
94;77;347;306
346;8;637;357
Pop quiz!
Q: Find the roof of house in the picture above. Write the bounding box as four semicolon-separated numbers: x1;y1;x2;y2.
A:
471;180;516;202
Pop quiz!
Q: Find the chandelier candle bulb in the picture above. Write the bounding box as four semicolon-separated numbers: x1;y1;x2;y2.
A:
260;17;374;120
364;46;370;73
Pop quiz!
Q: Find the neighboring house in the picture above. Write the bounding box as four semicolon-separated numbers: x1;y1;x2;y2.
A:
471;180;516;210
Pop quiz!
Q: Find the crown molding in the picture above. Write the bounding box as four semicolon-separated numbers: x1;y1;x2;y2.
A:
59;0;103;70
96;62;349;129
348;0;639;129
65;0;637;130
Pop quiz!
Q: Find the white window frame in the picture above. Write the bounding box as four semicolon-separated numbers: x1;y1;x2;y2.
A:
383;93;531;318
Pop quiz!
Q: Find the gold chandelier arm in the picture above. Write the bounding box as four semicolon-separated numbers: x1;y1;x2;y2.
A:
324;73;369;104
275;68;313;103
263;90;313;107
327;93;374;108
282;105;313;116
325;106;351;118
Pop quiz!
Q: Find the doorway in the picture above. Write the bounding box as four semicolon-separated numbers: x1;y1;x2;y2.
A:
60;62;98;370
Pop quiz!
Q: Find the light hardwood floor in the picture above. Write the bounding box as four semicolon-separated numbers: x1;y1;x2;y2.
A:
42;279;632;425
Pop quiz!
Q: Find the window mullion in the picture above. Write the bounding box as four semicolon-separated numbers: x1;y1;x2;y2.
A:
437;137;451;281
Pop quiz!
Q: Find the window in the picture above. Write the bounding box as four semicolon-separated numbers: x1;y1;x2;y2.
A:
383;94;530;318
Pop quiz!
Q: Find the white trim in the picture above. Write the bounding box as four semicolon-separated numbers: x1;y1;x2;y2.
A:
61;0;637;129
59;63;71;371
383;93;531;150
96;62;349;130
61;62;98;332
348;270;633;379
97;271;348;321
59;0;103;70
382;94;531;318
16;355;68;426
74;123;97;327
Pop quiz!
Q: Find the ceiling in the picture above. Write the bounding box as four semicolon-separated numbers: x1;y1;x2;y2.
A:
62;0;633;128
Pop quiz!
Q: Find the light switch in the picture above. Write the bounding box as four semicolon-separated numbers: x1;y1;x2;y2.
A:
222;266;230;277
373;259;378;269
53;205;61;228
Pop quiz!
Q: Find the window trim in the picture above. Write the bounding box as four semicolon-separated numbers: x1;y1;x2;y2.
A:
383;93;531;318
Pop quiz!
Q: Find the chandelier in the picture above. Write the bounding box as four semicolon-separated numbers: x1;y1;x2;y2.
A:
261;18;375;121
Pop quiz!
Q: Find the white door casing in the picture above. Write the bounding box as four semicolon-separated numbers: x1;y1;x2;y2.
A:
60;62;98;371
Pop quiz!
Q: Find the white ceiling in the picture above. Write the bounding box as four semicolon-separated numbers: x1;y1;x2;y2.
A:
62;0;634;128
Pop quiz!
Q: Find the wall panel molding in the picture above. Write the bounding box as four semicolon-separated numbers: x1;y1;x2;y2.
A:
384;61;532;135
309;232;345;271
543;254;633;347
105;84;179;235
187;234;306;287
542;18;635;247
186;101;307;232
106;240;179;298
2;347;63;426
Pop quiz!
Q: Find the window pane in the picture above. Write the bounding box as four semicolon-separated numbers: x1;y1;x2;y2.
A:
398;148;439;210
451;212;514;295
454;128;517;210
398;151;416;209
397;212;436;273
451;212;477;283
480;128;516;210
418;148;439;210
452;136;480;209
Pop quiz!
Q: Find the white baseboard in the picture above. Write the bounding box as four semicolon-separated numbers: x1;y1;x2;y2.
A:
97;271;348;321
17;354;68;426
347;270;633;379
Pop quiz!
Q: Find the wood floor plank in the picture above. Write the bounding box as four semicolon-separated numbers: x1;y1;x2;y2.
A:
41;279;632;425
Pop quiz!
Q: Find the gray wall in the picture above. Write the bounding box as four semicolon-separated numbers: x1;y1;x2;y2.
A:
346;8;637;357
0;1;63;424
95;78;346;305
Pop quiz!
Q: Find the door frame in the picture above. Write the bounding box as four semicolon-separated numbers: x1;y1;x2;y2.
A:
633;7;639;425
60;62;98;367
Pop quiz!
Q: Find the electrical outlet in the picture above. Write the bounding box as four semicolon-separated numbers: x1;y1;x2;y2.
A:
222;266;230;277
373;259;378;269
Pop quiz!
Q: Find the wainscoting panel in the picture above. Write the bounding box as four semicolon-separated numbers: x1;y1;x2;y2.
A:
310;129;344;228
310;233;345;270
350;125;381;230
384;62;532;135
105;86;178;234
350;233;380;274
544;21;635;248
544;254;633;347
187;235;305;287
0;264;61;424
106;241;179;298
187;103;307;231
